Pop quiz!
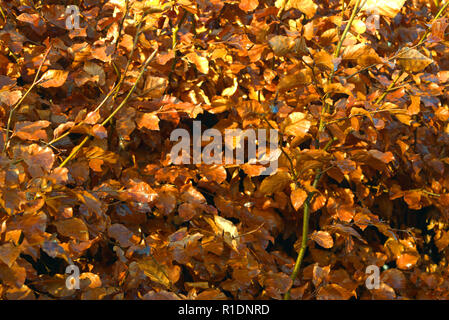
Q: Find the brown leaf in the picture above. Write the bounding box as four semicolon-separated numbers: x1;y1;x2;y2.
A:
39;70;69;88
435;230;449;252
136;112;160;131
239;0;259;12
282;112;312;138
136;259;171;288
262;271;292;299
381;268;406;291
259;171;290;195
396;48;433;73
361;0;406;18
14;121;50;141
396;253;419;270
0;90;22;106
278;69;311;90
186;52;209;74
290;189;307;211
54;218;89;241
16;144;54;177
316;283;354;300
279;0;317;18
368;149;394;163
0;243;21;267
310;231;334;249
268;36;304;56
108;224;137;248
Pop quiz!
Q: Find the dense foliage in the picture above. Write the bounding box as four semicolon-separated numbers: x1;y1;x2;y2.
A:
0;0;449;300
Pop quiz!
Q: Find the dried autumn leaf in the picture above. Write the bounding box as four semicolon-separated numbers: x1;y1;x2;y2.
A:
221;78;238;97
324;83;353;96
0;75;16;91
312;264;330;287
83;61;105;86
310;231;334;249
276;0;317;18
403;190;422;210
268;36;305;56
14;120;50;141
0;262;26;288
92;124;108;139
0;90;22;106
263;272;292;299
186;52;209;74
435;230;449;252
282;112;311;138
429;18;449;42
0;243;21;267
361;0;406;18
396;253;419;270
16;144;55;177
368;149;394;163
342;44;382;66
396;48;433;73
239;0;259;11
39;70;69;88
371;282;396;299
136;112;160;130
381;268;406;291
352;19;366;34
408;96;421;115
54;218;89;241
316;283;354;300
108;224;137;248
123;181;158;204
17;13;46;35
290;189;307;210
143;75;168;98
259;170;290;195
278;69;311;91
314;50;335;71
84;111;101;125
206;215;240;251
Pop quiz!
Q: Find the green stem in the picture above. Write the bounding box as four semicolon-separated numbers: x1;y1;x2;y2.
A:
317;0;361;139
374;71;404;106
284;137;336;300
334;0;361;59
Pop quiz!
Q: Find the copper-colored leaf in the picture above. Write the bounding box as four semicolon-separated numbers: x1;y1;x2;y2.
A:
310;231;334;249
14;121;50;141
39;70;69;88
239;0;259;12
137;112;160;131
54;218;89;241
290;189;307;211
396;48;433;73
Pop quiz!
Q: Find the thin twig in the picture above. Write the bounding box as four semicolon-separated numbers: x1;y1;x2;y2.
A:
3;45;52;152
58;48;158;168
